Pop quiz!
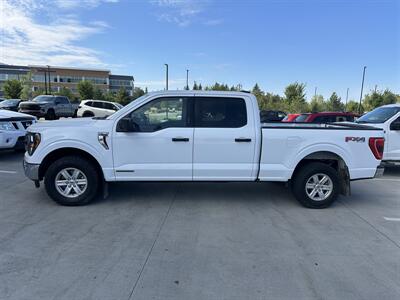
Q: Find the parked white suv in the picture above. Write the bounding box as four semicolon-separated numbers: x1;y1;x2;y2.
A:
77;100;123;118
0;110;36;150
356;104;400;164
24;91;384;208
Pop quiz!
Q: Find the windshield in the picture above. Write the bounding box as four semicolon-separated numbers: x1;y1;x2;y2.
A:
0;99;19;107
33;95;54;102
115;103;123;109
356;107;400;124
106;93;150;120
294;114;309;122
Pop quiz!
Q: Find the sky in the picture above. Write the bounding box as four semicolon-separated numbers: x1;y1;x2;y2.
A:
1;0;399;101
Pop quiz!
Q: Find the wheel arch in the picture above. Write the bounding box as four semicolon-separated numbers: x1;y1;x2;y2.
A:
291;151;351;196
39;147;104;181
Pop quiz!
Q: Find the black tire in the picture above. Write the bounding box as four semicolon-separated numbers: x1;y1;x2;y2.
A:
82;111;94;118
44;156;100;206
292;162;339;209
45;109;56;120
73;110;78;118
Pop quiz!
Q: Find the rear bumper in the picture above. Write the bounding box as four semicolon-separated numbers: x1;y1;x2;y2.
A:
23;159;40;181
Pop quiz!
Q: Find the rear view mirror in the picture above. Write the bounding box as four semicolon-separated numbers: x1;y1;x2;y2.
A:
116;118;139;132
390;122;400;131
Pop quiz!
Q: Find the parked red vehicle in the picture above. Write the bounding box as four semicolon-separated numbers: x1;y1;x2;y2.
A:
292;112;358;123
282;113;300;122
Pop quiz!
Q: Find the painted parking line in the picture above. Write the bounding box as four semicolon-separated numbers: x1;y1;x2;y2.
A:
373;178;400;182
0;170;17;174
384;217;400;222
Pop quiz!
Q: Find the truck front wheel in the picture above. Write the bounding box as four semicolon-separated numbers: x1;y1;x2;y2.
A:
292;162;339;209
44;156;99;206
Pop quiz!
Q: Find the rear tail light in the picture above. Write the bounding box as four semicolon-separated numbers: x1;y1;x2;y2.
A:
368;137;384;160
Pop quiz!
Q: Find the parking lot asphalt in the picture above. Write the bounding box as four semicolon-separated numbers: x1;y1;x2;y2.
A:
0;151;399;300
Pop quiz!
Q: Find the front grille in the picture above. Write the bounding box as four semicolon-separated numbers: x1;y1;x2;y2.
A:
21;120;33;129
11;122;19;130
21;104;40;110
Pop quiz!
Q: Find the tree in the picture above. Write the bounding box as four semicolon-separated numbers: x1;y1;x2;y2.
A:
284;82;307;113
77;80;94;100
193;82;199;90
115;87;130;105
57;87;75;101
326;92;344;111
93;88;105;100
3;79;23;99
132;87;145;100
364;89;397;111
310;95;326;112
346;100;361;113
198;83;203;90
20;72;33;100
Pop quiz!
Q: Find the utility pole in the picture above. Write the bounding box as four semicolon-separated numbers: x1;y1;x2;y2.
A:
358;66;367;114
374;85;377;93
345;88;349;111
164;64;169;90
314;87;317;98
186;69;189;90
47;65;51;94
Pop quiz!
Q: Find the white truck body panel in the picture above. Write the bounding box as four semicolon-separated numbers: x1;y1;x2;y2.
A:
357;104;400;162
25;91;383;185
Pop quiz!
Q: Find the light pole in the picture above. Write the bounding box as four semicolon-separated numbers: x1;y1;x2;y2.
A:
164;64;169;90
345;88;349;111
47;65;51;94
314;87;317;98
358;66;367;114
186;69;189;90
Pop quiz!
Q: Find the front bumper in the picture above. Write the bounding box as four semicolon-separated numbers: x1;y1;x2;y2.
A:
19;110;45;117
0;131;26;149
374;165;385;178
23;159;40;181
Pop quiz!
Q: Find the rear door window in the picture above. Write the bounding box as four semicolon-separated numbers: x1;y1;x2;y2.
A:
194;97;247;128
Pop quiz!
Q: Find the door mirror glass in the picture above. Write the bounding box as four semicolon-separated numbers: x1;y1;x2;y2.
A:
117;117;139;132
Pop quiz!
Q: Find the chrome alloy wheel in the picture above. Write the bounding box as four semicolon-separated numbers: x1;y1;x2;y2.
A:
305;173;333;201
55;168;88;198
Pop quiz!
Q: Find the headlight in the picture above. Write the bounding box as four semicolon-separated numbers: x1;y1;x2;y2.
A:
0;121;15;131
25;132;41;156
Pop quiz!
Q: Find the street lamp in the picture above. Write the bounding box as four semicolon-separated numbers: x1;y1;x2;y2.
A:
358;66;367;114
186;69;189;90
164;64;169;90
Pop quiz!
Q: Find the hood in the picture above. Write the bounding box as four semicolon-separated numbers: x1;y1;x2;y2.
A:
20;101;49;106
28;117;109;131
0;110;35;120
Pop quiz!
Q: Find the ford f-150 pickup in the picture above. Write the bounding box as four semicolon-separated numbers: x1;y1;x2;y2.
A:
23;91;385;208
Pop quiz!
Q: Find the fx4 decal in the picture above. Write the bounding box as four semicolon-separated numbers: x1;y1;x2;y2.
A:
345;137;365;143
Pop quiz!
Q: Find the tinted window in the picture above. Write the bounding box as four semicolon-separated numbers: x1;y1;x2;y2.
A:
57;97;69;104
103;102;116;110
195;97;247;128
92;101;103;108
85;101;93;107
33;96;54;102
294;114;309;122
312;116;331;123
128;97;187;132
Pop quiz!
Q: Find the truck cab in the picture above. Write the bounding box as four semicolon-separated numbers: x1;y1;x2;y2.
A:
356;104;400;163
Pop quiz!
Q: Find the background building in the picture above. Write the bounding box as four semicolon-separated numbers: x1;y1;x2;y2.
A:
0;64;134;97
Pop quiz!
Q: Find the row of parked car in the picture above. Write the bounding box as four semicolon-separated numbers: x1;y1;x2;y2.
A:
260;110;358;123
0;96;123;150
0;96;123;119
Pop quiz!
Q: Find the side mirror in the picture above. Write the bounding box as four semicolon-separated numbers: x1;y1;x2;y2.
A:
116;117;139;132
390;122;400;131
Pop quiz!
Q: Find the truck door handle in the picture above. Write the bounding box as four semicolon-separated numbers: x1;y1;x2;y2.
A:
172;137;189;142
235;138;252;142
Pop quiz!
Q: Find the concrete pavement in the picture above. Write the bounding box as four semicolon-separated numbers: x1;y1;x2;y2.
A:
0;151;399;300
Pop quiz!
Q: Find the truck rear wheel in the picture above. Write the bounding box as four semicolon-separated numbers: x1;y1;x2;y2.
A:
44;156;99;206
45;109;56;120
292;162;339;208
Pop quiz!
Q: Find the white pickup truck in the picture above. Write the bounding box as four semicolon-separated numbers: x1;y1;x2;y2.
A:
23;91;385;208
356;104;400;164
